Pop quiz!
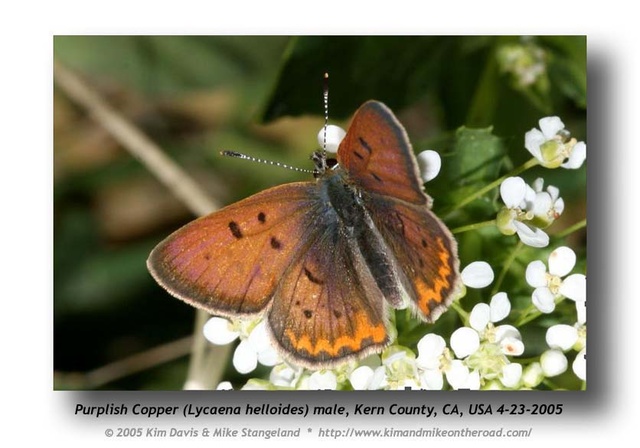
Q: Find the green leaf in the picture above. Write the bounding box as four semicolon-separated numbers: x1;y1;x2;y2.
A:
448;126;505;192
260;36;461;121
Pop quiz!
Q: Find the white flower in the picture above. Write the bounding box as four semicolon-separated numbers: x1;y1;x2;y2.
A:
546;324;579;351
203;317;281;375
377;348;423;390
232;340;258;374
526;246;586;313
456;294;524;387
469;293;511;333
522;362;544;388
420;368;445;390
468;295;523;357
525;116;586;169
416;334;447;370
461;261;494;288
216;381;233;390
490;292;511;322
349;365;386;390
236;322;281;374
269;364;302;388
203;316;240;345
446;360;478;390
540;349;568;377
496;42;547;88
530;178;565;227
497;176;549;247
415;333;473;390
451;327;480;359
308;371;338;390
495;325;525;356
456;367;481;390
317;125;346;153
500;363;523;388
573;348;586;381
415;334;447;390
417;150;442;182
545;323;586;382
576;299;587;325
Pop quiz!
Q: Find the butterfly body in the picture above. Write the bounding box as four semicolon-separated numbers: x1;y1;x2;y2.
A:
148;100;461;369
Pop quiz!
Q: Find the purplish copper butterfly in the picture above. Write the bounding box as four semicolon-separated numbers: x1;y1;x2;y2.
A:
147;98;461;369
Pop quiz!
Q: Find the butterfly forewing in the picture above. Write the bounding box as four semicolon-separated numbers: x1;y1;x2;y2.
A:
147;182;320;317
337;101;427;205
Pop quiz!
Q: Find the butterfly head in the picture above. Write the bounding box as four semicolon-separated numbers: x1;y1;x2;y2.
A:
311;149;339;178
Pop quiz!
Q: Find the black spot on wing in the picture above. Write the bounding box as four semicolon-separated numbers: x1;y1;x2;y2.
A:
358;137;373;153
258;212;266;223
270;236;282;250
228;221;243;239
303;267;324;285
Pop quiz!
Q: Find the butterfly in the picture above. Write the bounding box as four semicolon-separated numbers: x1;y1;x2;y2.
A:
147;100;461;370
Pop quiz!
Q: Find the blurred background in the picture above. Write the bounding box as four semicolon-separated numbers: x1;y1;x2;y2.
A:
53;36;586;390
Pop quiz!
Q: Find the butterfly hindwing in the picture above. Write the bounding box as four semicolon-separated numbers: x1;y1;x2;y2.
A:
365;195;461;322
267;218;390;368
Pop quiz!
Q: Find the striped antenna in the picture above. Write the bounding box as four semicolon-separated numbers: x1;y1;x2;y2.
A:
221;74;331;176
323;73;330;153
220;151;314;174
312;72;330;174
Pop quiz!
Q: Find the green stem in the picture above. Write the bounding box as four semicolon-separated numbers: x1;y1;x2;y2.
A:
450;301;470;326
491;241;523;296
514;303;542;327
445;157;539;219
555;218;587;239
515;294;568;327
451;220;496;234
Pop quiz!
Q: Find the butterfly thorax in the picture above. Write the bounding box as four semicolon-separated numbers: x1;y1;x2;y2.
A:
318;168;406;309
320;167;365;233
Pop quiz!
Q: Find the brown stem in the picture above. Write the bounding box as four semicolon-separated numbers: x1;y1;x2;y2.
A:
54;58;229;389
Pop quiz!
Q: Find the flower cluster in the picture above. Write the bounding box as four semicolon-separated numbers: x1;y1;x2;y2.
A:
525;117;586;169
496;176;564;247
496;40;547;88
526;246;586;381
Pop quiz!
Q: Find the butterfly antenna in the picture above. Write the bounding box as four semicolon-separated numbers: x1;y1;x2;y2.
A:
220;151;315;174
322;72;329;160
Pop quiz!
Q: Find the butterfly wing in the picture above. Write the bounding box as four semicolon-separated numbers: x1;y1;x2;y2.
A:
337;100;428;205
148;180;390;367
147;182;322;317
338;99;461;322
364;196;461;322
267;218;389;368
